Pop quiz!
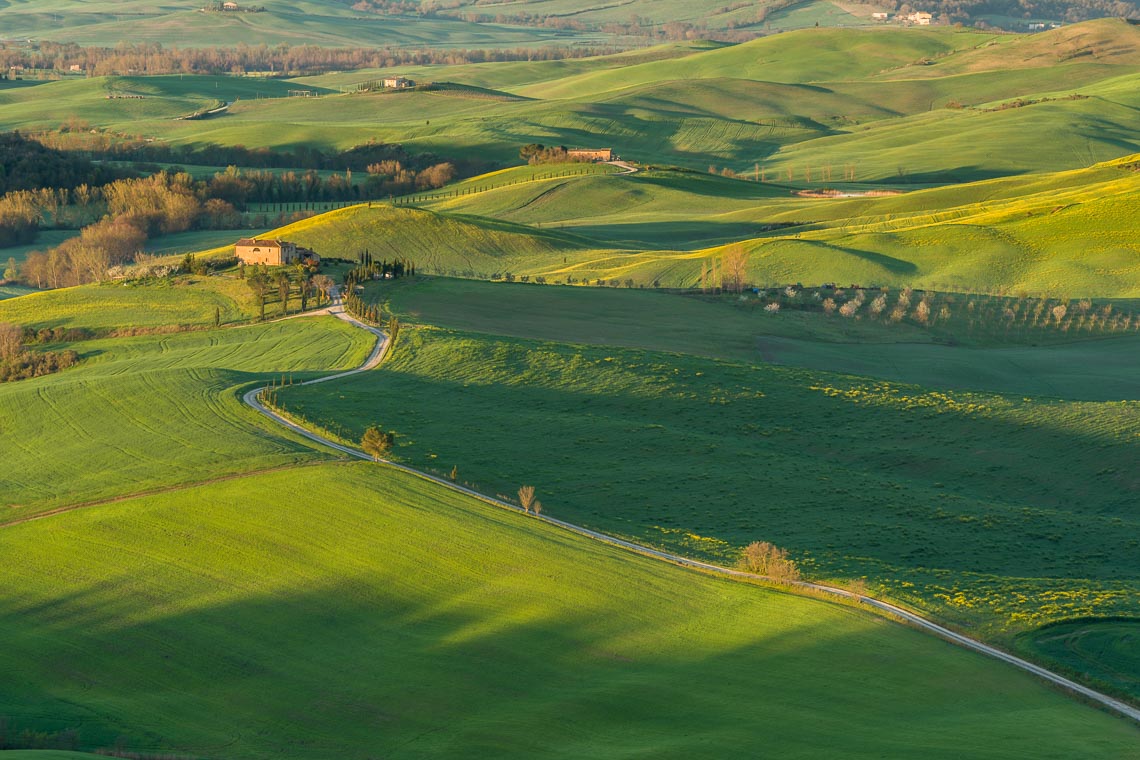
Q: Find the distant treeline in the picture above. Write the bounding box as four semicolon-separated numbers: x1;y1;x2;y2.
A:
12;162;455;289
0;42;624;77
33;128;489;175
0;132;129;195
0;131;467;250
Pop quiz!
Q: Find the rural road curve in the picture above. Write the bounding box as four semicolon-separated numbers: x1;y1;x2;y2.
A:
245;294;1140;726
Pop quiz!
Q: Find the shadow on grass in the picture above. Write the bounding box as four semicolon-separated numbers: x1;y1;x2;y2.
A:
0;567;1132;759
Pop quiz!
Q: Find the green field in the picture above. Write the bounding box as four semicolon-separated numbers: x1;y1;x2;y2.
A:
1021;619;1140;701
0;316;372;520
0;463;1135;758
3;15;1140;753
244;154;1140;296
375;277;1140;398
274;278;1140;645
0;0;576;48
0;276;257;330
0;283;37;301
6;22;1140;184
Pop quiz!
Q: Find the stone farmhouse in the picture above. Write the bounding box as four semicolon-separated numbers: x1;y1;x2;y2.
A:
235;238;319;267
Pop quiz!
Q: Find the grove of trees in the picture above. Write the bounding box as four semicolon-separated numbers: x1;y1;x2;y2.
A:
0;322;79;383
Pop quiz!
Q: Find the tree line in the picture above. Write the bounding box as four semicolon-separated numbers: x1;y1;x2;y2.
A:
33;127;479;175
8;165;450;289
0;41;624;78
0;132;129;196
0;322;79;383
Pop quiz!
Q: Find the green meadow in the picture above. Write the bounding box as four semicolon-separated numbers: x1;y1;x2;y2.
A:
0;0;574;48
245;154;1140;296
276;279;1140;647
4;22;1140;181
0;463;1135;758
0;315;372;519
0;277;256;330
2;16;1139;755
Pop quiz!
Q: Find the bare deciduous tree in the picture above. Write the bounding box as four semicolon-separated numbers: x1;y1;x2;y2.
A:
720;243;749;293
740;541;801;582
0;322;23;360
518;485;536;514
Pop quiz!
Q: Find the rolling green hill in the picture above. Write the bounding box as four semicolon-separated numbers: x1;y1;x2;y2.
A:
0;315;372;520
0;0;573;48
0;463;1135;758
219;160;1132;296
6;22;1140;182
0;275;260;329
275;279;1140;645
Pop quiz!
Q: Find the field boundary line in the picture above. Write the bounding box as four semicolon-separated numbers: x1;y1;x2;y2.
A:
3;462;327;529
244;296;1140;726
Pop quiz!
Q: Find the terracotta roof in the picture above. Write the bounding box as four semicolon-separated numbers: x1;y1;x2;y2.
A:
236;238;288;247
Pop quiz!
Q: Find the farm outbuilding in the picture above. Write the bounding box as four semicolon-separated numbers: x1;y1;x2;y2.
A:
568;148;614;162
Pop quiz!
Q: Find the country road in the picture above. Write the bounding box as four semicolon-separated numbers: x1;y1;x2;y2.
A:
244;291;1140;726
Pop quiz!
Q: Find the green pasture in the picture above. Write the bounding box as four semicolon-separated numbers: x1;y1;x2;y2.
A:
269;203;592;274
0;277;255;330
378;278;1140;399
0;316;373;519
391;156;1140;296
0;463;1135;758
276;306;1140;641
291;42;715;92
0;0;572;48
1019;619;1140;701
0;284;37;301
4;23;1140;183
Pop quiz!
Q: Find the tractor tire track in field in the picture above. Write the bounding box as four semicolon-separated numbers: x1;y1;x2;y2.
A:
204;287;1140;725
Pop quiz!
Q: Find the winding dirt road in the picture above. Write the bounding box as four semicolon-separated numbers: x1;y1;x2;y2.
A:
244;293;1140;726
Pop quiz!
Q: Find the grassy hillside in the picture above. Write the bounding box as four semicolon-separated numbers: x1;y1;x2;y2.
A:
402;157;1140;296
0;0;572;48
1020;619;1140;701
0;276;256;330
275;289;1140;644
1;462;1135;758
267;202;595;274
6;23;1140;182
379;278;1140;399
0;316;372;520
292;42;718;92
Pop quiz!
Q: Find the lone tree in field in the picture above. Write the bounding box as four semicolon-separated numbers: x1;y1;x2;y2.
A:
361;426;394;460
518;485;536;514
740;541;801;582
721;243;749;293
